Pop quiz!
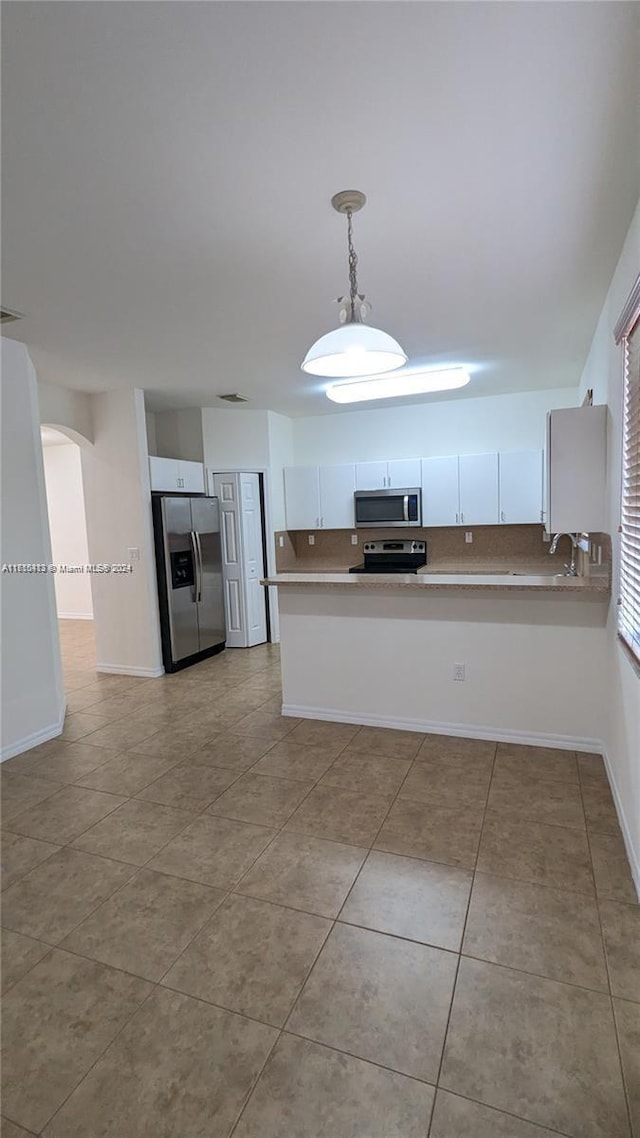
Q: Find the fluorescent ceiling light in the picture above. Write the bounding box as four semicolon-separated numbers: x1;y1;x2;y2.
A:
325;366;471;404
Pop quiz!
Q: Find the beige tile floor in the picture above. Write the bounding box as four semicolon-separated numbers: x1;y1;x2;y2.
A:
1;620;638;1137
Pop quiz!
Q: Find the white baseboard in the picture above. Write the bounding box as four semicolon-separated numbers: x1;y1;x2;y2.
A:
96;662;164;678
1;703;66;762
281;704;604;754
58;612;93;620
603;749;640;902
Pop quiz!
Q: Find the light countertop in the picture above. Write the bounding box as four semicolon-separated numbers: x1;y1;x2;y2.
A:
263;562;610;593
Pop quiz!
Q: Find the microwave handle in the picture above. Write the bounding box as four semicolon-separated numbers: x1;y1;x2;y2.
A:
403;495;409;522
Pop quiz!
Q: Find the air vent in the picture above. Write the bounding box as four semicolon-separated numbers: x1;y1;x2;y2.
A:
219;393;249;404
0;307;23;324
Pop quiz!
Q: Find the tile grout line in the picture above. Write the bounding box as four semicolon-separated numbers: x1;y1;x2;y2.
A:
425;740;498;1136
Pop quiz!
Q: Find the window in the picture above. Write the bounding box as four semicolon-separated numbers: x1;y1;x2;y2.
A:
615;275;640;664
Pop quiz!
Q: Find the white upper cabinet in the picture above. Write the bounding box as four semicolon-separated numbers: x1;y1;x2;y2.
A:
546;406;607;533
149;456;204;493
421;456;460;526
318;464;356;529
355;459;421;490
355;461;388;490
284;466;320;529
499;450;543;524
458;453;500;525
179;460;205;494
386;458;421;487
284;465;356;529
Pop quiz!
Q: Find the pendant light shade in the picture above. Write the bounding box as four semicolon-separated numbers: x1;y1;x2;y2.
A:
301;190;407;380
302;323;407;378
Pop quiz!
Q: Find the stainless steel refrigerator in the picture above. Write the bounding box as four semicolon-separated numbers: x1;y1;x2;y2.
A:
152;494;226;672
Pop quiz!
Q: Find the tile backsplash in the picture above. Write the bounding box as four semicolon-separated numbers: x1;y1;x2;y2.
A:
274;524;591;571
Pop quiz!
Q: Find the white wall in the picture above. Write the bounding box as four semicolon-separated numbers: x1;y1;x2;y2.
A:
42;443;93;619
578;196;640;894
81;388;163;676
1;339;65;758
145;411;157;456
292;386;578;466
37;379;93;443
154;408;204;462
279;588;608;748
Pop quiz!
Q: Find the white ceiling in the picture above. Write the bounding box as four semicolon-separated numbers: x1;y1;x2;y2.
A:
3;2;639;417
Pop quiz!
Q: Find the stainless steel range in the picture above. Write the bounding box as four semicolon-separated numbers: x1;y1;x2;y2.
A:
349;540;427;575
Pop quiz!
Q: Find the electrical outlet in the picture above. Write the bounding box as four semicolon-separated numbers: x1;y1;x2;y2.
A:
465;532;473;543
308;534;315;546
351;534;358;546
453;663;465;681
127;547;140;561
278;535;285;548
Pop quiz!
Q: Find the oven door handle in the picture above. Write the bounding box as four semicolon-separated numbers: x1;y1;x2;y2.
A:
403;495;409;523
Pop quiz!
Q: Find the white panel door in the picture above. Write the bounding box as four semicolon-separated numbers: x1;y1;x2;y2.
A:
387;458;421;488
355;461;388;490
421;456;460;526
284;466;320;529
179;460;205;494
499;450;543;524
318;464;356;528
239;474;267;646
213;472;267;648
458;453;500;525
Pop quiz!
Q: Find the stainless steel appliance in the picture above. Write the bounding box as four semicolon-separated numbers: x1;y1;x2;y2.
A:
354;487;422;528
152;495;226;672
349;540;427;574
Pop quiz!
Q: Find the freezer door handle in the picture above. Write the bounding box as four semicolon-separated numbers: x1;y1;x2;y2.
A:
189;530;202;603
194;531;204;603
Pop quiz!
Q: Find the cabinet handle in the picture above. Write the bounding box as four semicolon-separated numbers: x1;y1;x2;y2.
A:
501;511;506;523
460;513;464;524
455;513;459;524
320;517;324;527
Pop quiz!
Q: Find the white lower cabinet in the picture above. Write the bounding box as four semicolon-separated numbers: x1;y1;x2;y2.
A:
421;456;460;526
499;450;543;524
284;465;356;530
458;453;499;525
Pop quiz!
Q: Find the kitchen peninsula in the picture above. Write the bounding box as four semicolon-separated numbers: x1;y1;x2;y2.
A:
266;526;611;753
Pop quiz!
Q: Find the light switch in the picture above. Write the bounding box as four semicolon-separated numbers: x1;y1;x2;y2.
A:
351;534;358;545
465;532;473;543
128;547;140;561
278;535;285;548
308;534;315;546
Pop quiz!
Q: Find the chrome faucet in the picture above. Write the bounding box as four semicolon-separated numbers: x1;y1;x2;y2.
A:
549;532;580;576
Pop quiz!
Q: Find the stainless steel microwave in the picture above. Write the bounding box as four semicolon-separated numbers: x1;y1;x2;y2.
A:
354;488;422;528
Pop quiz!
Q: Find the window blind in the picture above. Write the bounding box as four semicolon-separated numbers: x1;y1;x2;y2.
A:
619;305;640;663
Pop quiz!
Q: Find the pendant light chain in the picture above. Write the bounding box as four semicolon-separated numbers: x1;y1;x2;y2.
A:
346;208;359;322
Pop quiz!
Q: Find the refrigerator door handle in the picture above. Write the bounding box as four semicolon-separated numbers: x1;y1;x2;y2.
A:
189;530;201;603
194;530;203;603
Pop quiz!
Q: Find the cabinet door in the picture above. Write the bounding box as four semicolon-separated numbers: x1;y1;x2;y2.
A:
387;458;421;488
318;464;356;528
179;460;205;494
421;456;460;526
355;461;388;490
458;453;499;525
284;467;320;530
499;450;543;524
149;456;181;491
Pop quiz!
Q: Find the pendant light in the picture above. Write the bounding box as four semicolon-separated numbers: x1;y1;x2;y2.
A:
301;191;407;378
